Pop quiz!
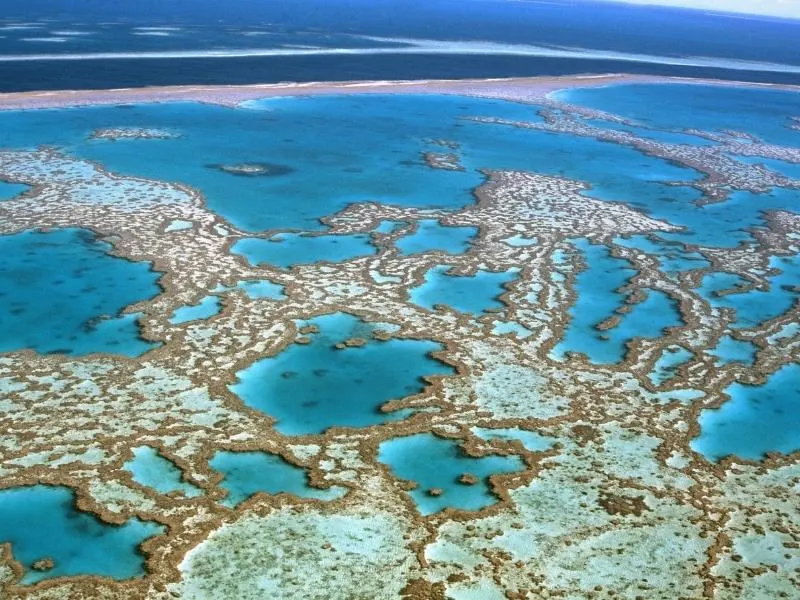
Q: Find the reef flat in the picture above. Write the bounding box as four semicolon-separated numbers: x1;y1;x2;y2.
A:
0;75;798;599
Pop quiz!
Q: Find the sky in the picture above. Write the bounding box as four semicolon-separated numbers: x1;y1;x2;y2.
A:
597;0;800;19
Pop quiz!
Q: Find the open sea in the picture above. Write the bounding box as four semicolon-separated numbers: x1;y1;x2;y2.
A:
0;0;799;92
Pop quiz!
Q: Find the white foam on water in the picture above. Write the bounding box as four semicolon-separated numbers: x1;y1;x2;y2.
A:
21;37;69;43
0;36;798;75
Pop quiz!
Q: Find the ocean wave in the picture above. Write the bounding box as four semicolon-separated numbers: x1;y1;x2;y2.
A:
0;36;798;75
50;30;94;36
0;24;42;31
21;37;69;43
132;26;183;32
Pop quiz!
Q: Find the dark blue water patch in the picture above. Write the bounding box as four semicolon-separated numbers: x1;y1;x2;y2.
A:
0;485;164;584
698;254;800;329
409;264;518;316
378;433;525;515
8;0;800;67
691;363;800;462
229;313;454;435
123;446;202;498
560;83;800;146
5;0;800;93
168;295;221;325
4;52;798;95
231;233;377;269
395;219;477;255
0;228;162;356
209;451;345;508
0;181;30;201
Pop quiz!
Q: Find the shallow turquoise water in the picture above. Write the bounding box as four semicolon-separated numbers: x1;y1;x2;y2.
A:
409;264;518;316
582;117;716;146
168;295;221;325
123;446;202;498
378;433;524;515
232;233;376;268
552;239;682;364
491;321;533;338
395;219;477;255
649;346;694;386
0;180;29;200
230;313;453;435
213;279;286;300
699;254;800;328
691;363;800;461
0;485;163;584
210;451;344;508
0;92;795;251
708;335;757;366
561;83;800;146
731;155;800;181
503;234;537;247
374;220;405;234
657;188;800;248
0;228;161;356
0;94;705;234
471;427;554;452
614;235;709;274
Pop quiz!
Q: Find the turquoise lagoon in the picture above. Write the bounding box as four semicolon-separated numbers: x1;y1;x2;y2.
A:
0;181;29;201
209;451;344;507
378;433;524;515
732;155;800;181
0;485;163;584
230;313;453;435
692;363;800;461
123;446;202;498
409;265;518;316
168;294;221;325
614;235;709;274
649;346;694;386
0;228;161;356
395;219;477;255
551;239;682;364
707;335;757;367
232;232;376;269
0;90;796;251
213;279;286;300
0;94;708;236
581;117;716;146
560;83;800;146
699;254;800;328
471;427;554;452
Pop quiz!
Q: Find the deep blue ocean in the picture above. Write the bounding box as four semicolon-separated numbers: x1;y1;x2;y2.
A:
0;0;798;91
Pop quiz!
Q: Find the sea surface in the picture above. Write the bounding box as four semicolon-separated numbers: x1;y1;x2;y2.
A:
0;0;799;91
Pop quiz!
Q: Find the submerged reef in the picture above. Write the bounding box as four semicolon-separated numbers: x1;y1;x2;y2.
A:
0;76;798;599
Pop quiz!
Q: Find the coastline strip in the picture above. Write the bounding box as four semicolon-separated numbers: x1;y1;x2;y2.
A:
0;74;799;111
